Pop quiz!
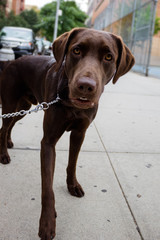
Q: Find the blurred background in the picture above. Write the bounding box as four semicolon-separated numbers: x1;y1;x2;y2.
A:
0;0;160;78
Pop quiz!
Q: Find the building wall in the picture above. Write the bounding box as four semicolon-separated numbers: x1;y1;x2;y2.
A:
6;0;12;14
156;0;160;16
86;0;110;27
151;0;160;66
86;0;96;27
92;0;109;25
12;0;25;15
6;0;25;15
87;0;160;74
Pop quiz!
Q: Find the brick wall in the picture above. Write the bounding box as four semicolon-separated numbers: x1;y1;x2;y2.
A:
12;0;25;15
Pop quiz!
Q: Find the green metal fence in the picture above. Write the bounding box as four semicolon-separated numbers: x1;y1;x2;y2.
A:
94;0;158;76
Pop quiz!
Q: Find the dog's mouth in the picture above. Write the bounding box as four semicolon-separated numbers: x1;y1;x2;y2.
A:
71;97;95;109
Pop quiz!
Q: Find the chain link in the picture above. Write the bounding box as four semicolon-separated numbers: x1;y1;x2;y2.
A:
0;94;61;119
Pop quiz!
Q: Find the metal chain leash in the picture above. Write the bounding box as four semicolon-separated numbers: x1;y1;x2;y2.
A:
0;94;61;119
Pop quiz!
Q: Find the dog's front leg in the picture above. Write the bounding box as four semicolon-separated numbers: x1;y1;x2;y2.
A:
67;129;87;198
39;138;57;240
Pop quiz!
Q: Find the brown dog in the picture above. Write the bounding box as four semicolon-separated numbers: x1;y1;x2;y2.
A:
0;28;135;239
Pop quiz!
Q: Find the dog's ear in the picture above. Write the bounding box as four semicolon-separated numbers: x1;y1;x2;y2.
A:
52;32;69;71
111;34;135;84
53;28;84;71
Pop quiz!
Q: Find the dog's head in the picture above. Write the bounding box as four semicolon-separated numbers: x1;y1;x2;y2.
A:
53;28;135;109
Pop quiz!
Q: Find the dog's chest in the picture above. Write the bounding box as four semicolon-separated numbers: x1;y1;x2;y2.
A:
64;107;96;132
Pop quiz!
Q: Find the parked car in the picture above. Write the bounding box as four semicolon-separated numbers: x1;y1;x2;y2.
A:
0;26;38;60
36;37;45;55
43;40;52;56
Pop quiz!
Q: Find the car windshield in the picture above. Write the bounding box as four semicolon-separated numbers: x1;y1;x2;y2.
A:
1;28;32;41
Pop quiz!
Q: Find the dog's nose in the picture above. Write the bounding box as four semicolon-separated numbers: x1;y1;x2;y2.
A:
77;77;96;94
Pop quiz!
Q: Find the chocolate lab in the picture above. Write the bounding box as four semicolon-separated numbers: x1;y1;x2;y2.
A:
0;28;135;239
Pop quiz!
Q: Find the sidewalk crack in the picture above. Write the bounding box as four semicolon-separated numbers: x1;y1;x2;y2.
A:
93;121;144;240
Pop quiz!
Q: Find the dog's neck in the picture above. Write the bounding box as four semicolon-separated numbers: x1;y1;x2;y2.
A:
56;63;69;101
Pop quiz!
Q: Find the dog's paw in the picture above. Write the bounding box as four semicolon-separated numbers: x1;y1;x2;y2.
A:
67;181;85;198
0;153;11;164
39;211;56;240
7;139;14;148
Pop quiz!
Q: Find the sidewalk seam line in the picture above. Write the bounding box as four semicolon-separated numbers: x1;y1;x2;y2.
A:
93;121;144;240
9;147;160;155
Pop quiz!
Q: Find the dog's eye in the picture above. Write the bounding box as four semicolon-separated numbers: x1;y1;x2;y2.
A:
73;48;81;55
104;54;112;61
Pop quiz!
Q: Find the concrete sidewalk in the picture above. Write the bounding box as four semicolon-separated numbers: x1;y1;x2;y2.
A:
0;71;160;240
